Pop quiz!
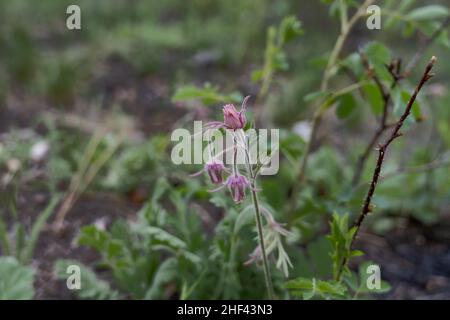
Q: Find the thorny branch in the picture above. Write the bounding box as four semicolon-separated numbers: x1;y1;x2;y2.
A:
352;17;450;186
337;56;437;281
351;54;403;186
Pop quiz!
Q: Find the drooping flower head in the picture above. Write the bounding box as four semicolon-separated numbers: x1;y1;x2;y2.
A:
208;172;251;203
225;174;250;203
205;160;226;184
190;160;226;185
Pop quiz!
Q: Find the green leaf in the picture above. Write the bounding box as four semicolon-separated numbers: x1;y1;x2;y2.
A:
364;42;392;80
304;90;331;103
77;225;111;250
402;21;416;38
278;16;303;45
307;238;333;278
363;83;384;115
341;52;363;77
350;250;364;257
139;226;187;249
406;5;449;21
364;42;391;67
0;257;35;299
336;93;357;119
54;259;120;299
77;225;127;262
327;212;361;280
437;30;450;49
144;257;178;299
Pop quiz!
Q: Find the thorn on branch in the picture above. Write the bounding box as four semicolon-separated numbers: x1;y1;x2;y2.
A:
339;56;437;281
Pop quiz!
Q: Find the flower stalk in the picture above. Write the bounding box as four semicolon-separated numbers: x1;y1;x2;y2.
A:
244;137;275;299
194;97;291;298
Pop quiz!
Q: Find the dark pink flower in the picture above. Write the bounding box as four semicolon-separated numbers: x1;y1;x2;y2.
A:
226;174;250;203
204;96;250;131
190;160;226;185
205;161;225;184
209;173;251;203
223;104;246;130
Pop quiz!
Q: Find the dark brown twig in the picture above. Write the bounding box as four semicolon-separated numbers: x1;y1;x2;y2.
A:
352;17;450;186
337;56;437;281
355;56;436;236
351;54;402;186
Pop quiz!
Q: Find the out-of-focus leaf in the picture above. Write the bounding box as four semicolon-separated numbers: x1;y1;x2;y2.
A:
363;83;384;115
54;259;120;299
406;5;449;21
307;238;333;278
0;257;35;299
304;90;331;103
77;225;127;262
437;30;450;49
139;226;187;249
336;93;357;119
144;257;178;299
364;42;392;80
364;42;391;67
341;52;363;77
278;16;303;45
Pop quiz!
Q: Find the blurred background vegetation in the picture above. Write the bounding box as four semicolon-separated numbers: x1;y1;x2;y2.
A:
0;0;449;299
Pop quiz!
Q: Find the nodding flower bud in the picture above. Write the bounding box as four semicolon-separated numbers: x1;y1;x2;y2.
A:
226;174;250;203
205;161;225;184
223;104;246;130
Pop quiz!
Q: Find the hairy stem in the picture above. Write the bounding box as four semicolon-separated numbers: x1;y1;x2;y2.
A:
243;134;274;299
250;183;275;299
